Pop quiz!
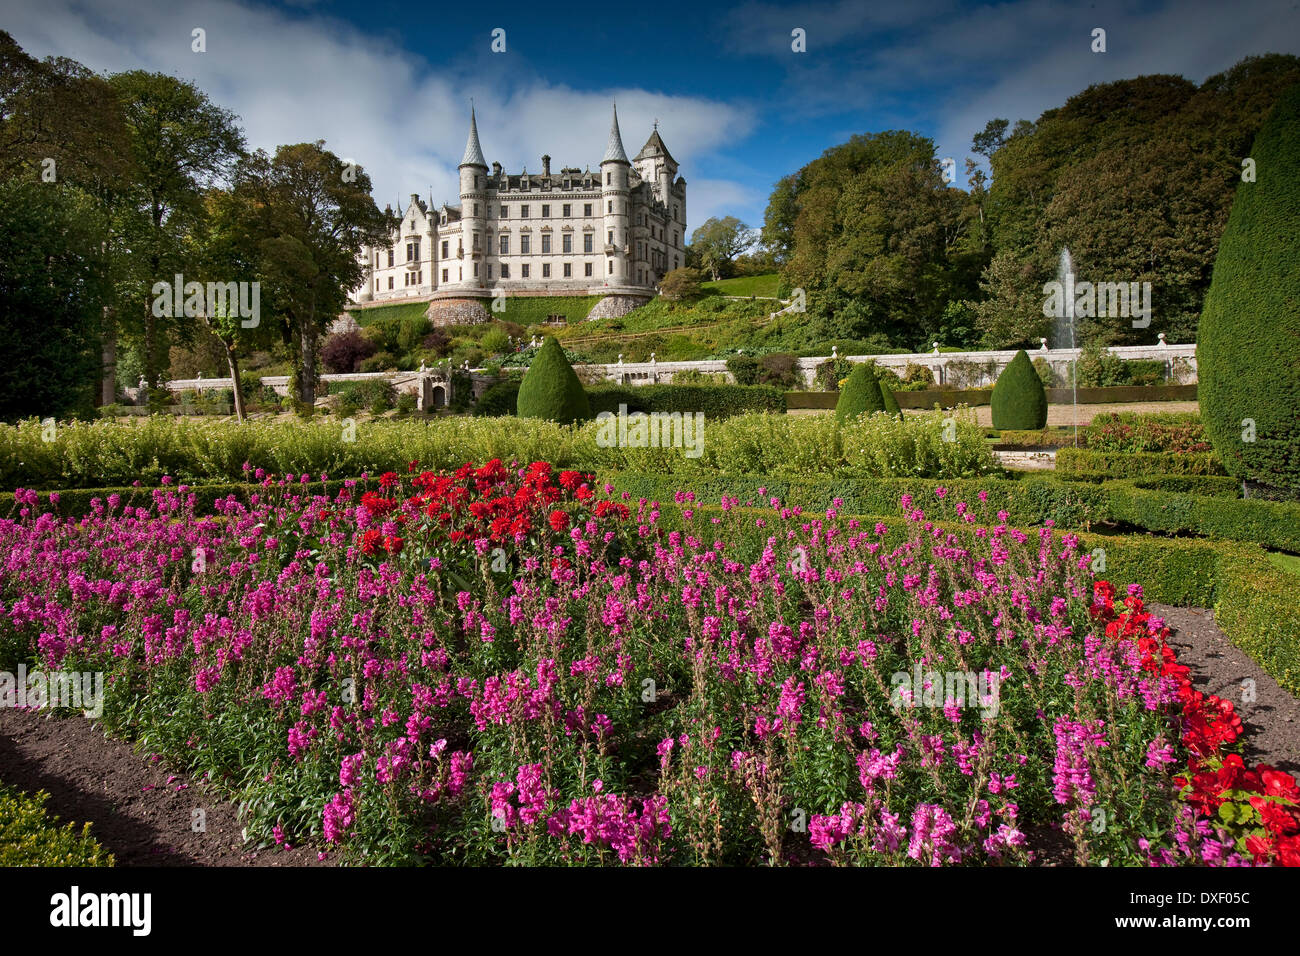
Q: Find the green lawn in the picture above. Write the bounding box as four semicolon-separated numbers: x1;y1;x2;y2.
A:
1266;551;1300;576
347;300;431;326
701;273;782;298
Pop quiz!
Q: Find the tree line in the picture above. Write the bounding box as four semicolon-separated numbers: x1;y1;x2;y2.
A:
0;31;391;421
757;54;1300;352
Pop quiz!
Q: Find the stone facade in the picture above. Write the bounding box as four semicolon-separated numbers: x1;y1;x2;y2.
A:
426;298;492;327
585;294;652;321
351;106;686;310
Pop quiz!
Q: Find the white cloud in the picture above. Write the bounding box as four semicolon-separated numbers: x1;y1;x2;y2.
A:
4;0;754;233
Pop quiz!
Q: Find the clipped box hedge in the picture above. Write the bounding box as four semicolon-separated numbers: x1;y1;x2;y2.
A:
0;478;363;519
0;784;114;867
1056;447;1227;477
1107;482;1300;552
586;383;786;418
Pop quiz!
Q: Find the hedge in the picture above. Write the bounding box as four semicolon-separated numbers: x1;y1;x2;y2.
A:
1106;482;1300;552
1056;447;1227;477
0;478;365;519
1216;553;1300;696
586;383;786;418
605;470;1299;552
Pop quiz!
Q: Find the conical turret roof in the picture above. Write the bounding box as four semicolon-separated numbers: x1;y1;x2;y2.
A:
634;127;677;168
460;107;487;168
602;103;630;165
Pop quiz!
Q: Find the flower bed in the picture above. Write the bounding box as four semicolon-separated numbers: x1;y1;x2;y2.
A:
1;469;1295;865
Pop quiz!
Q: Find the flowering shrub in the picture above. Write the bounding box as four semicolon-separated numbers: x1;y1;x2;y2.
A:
1;469;1295;865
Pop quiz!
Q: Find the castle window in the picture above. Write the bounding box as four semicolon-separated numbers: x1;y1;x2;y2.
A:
673;205;678;220
543;263;550;278
586;262;594;277
442;240;449;258
499;235;509;255
563;234;572;254
563;263;571;277
387;249;394;267
607;261;613;275
387;276;394;289
583;234;593;253
499;205;507;218
541;204;550;217
501;264;509;279
473;263;479;277
521;205;529;218
473;203;479;216
607;230;613;245
442;268;448;282
542;235;551;254
522;264;530;278
606;172;611;185
584;203;592;217
607;201;612;214
673;232;678;247
562;203;571;217
407;240;420;262
520;235;530;254
487;264;492;279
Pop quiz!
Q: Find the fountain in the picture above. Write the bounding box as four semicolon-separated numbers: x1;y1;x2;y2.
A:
1053;247;1080;446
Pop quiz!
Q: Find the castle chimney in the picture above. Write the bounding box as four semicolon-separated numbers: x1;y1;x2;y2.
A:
542;154;551;176
492;161;502;176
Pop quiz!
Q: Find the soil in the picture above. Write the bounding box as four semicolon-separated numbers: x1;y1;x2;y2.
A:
0;707;332;867
0;602;1293;866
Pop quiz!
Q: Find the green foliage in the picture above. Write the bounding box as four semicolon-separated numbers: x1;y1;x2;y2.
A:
1056;447;1226;477
1198;82;1300;490
834;363;885;422
516;336;591;424
585;384;786;419
879;382;901;418
990;350;1047;429
0;784;114;867
1082;411;1210;453
473;379;521;417
659;268;704;300
348;301;430;327
1215;550;1300;696
0;180;106;421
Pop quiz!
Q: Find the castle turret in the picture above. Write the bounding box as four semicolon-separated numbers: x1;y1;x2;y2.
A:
600;103;630;284
458;107;487;288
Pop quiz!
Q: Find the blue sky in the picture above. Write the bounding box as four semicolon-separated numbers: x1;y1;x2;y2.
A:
7;0;1300;236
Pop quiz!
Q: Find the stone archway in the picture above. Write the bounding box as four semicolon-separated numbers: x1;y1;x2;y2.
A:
432;384;447;408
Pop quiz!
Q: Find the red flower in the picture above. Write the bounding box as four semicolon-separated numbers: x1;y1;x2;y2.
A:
361;529;382;555
548;509;569;533
379;471;399;488
383;535;405;555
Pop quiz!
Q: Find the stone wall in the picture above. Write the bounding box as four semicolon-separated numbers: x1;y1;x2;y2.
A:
585;294;651;321
426;298;492;327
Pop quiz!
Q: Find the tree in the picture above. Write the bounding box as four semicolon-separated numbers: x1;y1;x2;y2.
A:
516;336;591;424
658;267;703;300
760;174;800;264
0;180;107;419
109;71;245;396
690;216;756;281
1198;83;1300;490
232;143;391;409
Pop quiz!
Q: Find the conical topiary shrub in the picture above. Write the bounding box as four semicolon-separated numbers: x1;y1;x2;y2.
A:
879;378;902;418
835;363;886;422
516;336;592;424
1198;83;1300;490
990;349;1048;430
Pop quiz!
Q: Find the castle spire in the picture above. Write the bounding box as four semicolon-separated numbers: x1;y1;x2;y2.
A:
602;101;630;165
460;106;487;168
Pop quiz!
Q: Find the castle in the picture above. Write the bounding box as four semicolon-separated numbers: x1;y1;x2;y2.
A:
351;105;687;324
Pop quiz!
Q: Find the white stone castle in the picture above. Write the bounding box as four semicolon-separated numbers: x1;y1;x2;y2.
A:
351;104;687;323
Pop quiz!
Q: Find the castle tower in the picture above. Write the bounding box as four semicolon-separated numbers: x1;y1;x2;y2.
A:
600;103;630;285
458;106;488;289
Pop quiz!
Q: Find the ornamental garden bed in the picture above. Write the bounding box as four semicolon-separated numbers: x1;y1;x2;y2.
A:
2;465;1297;866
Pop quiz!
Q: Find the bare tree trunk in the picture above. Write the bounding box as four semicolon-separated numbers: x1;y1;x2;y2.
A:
225;345;246;422
298;324;318;409
101;315;117;406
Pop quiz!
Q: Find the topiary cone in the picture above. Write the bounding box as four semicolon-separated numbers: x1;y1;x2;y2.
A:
879;378;902;418
991;349;1048;430
515;336;592;424
834;363;886;423
1198;83;1300;489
